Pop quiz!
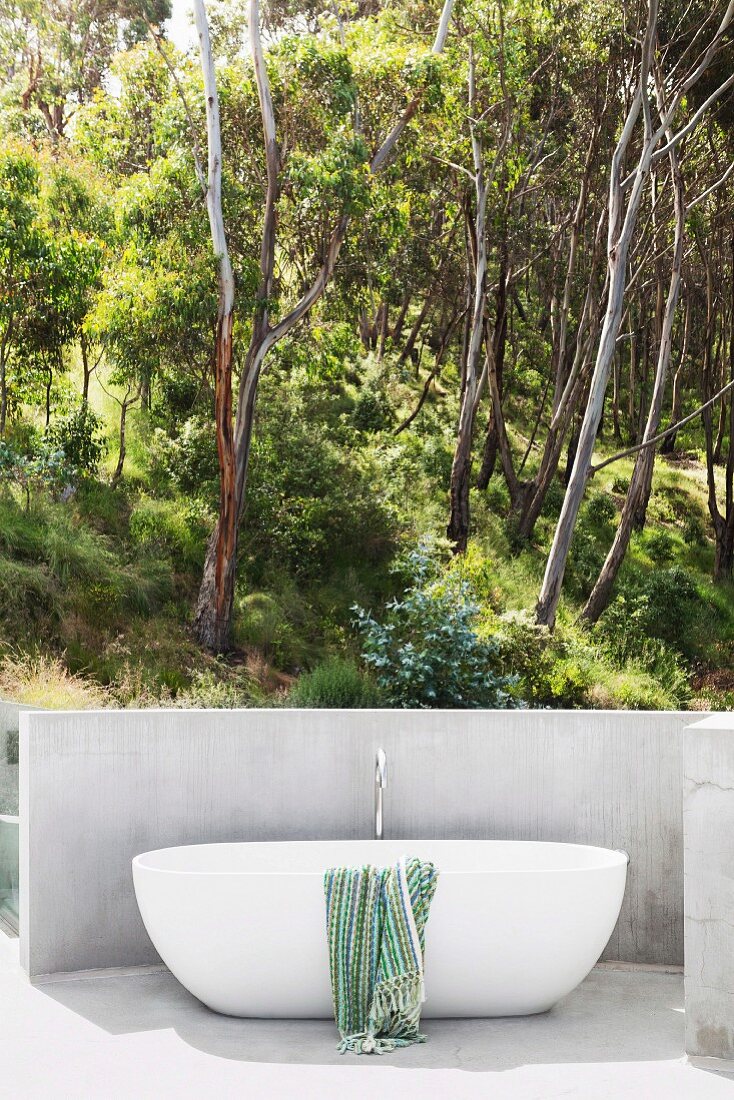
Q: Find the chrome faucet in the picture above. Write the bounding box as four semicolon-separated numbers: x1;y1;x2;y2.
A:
375;748;388;840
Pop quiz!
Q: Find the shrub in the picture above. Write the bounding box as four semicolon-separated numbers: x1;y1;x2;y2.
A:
152;417;220;499
539;478;566;519
566;537;607;600
353;543;517;709
129;498;210;570
288;657;381;708
351;387;392;432
598;567;699;655
611;474;630;495
485;478;511;514
232;588;315;668
647;491;676;524
245;411;396;581
171;668;261;709
682;512;708;547
496;611;592;708
0;439;69;508
0;651;108;709
635;567;698;648
583;491;617;528
645;528;676;564
46;405;105;477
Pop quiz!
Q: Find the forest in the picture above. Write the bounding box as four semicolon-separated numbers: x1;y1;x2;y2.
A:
0;0;733;710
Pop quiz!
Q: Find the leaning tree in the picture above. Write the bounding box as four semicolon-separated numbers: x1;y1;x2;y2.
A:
191;0;456;650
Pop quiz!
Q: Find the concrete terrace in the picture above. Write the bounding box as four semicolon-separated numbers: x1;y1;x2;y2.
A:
2;935;732;1100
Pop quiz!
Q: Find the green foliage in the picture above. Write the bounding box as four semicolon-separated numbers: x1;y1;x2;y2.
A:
46;405;106;477
682;511;708;547
234;591;291;658
170;667;263;709
565;492;618;598
644;528;676;565
583;491;617;528
129;498;210;570
0;0;730;715
496;611;592;708
351;386;393;432
0;495;171;646
288;657;381;708
566;537;606;600
244;376;396;581
539;478;566;518
598;567;700;656
353;543;518;709
152;418;220;499
0;439;69;507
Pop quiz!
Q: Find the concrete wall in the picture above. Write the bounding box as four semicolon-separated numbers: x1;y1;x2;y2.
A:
20;707;689;979
684;715;734;1060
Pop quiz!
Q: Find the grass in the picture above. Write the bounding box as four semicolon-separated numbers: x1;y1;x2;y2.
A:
0;652;108;709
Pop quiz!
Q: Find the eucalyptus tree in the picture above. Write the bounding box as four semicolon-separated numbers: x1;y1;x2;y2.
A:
88;152;218;479
475;10;617;543
0;0;171;139
582;138;685;623
445;17;509;553
0;147;39;434
191;0;456;651
535;0;734;629
697;200;734;579
0;146;101;430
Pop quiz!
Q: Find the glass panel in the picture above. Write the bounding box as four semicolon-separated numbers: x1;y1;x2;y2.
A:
0;710;20;935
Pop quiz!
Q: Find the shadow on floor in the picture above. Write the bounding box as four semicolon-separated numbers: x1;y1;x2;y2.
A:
37;968;699;1072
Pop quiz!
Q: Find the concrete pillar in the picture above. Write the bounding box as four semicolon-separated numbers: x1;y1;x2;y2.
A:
685;715;734;1059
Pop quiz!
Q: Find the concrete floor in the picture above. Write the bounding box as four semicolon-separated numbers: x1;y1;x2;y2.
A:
2;934;733;1099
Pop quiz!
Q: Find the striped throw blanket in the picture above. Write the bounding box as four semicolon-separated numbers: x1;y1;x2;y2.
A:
323;855;439;1055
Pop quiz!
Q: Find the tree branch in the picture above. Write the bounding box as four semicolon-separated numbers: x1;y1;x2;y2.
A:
146;21;207;195
590;376;734;473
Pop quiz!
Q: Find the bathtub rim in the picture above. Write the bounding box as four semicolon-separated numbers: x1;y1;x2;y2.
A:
132;838;629;878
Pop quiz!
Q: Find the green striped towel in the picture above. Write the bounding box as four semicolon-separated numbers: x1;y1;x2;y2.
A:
323;855;439;1055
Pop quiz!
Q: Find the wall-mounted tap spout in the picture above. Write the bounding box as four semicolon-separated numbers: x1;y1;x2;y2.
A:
375;748;387;839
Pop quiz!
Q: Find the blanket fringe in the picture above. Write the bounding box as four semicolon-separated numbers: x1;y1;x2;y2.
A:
337;972;427;1056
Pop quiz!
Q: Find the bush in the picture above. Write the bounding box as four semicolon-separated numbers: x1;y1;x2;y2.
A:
46;405;105;477
351;387;392;432
611;474;630;494
635;567;699;649
583;491;617;528
565;492;619;598
645;528;676;564
353;543;518;709
245;409;396;581
496;611;592;708
171;668;261;709
288;657;381;708
152;417;220;498
0;439;69;507
647;490;676;524
232;588;316;668
539;478;566;519
598;567;699;655
682;512;708;546
129;497;210;570
0;651;108;709
566;537;607;600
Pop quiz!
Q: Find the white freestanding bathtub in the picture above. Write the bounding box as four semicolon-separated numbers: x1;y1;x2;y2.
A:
132;839;627;1018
